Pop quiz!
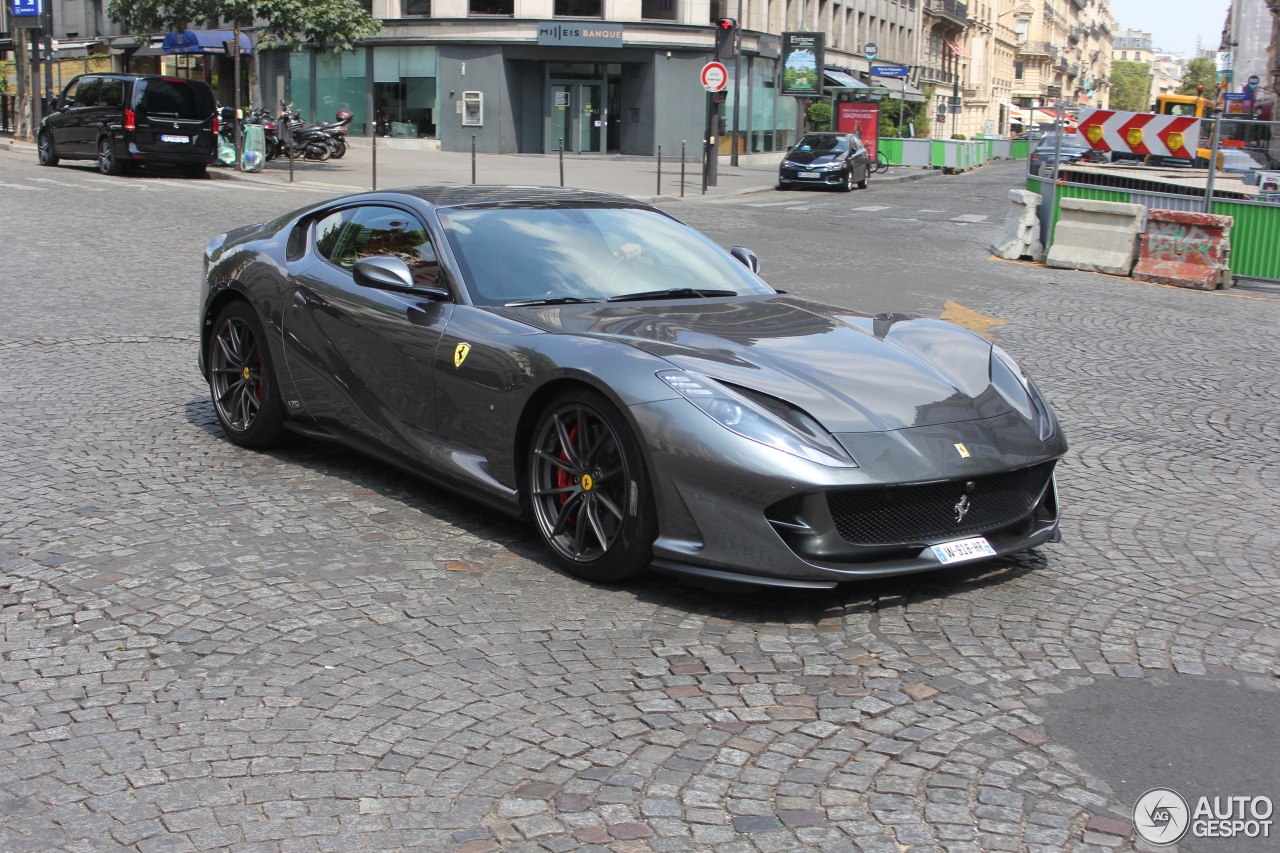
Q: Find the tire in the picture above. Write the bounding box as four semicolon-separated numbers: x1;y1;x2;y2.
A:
98;137;123;176
331;138;347;159
857;164;868;190
207;301;289;449
305;143;331;162
874;151;890;173
38;131;59;167
838;169;854;192
527;389;657;583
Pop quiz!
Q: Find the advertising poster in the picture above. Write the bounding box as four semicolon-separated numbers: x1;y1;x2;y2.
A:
837;102;879;161
782;32;824;97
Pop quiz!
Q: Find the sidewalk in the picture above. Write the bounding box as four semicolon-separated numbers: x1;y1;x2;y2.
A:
3;134;951;202
208;141;952;201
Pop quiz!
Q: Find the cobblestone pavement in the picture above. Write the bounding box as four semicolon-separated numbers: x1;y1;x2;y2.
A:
2;153;1278;853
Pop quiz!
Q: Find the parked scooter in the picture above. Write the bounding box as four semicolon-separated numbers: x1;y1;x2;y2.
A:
277;103;334;161
280;103;349;160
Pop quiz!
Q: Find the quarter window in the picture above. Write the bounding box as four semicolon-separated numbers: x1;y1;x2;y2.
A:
315;206;441;288
71;77;102;107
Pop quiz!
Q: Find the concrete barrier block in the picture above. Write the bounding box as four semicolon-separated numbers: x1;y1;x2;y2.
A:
992;188;1043;261
1046;197;1146;276
1132;209;1234;290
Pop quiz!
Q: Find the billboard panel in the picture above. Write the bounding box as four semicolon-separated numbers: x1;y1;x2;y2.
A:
782;32;824;97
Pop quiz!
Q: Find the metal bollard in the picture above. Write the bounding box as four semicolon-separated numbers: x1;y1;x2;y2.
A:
657;145;662;196
471;135;477;184
559;138;565;187
680;141;686;198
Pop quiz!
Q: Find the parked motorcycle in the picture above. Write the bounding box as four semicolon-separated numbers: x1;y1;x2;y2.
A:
280;103;349;160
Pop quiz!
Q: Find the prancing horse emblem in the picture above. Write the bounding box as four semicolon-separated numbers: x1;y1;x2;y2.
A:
453;342;471;368
954;495;971;523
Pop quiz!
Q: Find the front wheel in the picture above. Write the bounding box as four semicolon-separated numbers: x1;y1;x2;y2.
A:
873;150;890;174
857;162;869;190
528;390;657;583
208;302;289;448
38;131;59;167
838;169;854;192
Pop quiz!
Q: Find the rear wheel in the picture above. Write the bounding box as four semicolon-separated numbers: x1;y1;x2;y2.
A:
857;163;868;190
528;390;657;583
38;131;59;167
98;138;123;176
330;138;347;159
208;302;289;448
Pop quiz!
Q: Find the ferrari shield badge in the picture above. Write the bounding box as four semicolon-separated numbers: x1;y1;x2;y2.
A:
954;443;971;459
454;342;471;368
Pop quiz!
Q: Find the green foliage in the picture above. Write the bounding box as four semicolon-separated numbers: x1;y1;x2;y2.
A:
106;0;381;52
806;100;832;131
950;133;966;140
1178;57;1220;96
1110;61;1152;111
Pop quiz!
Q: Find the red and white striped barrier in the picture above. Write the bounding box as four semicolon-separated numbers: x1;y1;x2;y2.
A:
1076;109;1201;160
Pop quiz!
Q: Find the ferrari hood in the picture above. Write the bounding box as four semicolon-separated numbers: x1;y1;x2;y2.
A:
510;296;1016;433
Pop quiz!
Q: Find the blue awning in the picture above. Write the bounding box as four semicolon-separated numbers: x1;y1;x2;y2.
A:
162;29;252;55
824;68;870;90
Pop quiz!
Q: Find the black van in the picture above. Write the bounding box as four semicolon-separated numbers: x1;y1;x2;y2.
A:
37;73;217;177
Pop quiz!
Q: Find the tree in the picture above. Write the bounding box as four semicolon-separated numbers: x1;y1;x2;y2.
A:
1110;60;1152;112
1178;56;1219;97
106;0;380;53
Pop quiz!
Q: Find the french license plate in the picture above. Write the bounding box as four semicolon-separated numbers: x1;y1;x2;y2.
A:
931;536;997;565
161;134;190;144
799;171;819;178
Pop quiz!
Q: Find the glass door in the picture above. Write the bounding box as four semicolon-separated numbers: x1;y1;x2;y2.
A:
549;83;576;153
579;83;603;154
548;81;605;154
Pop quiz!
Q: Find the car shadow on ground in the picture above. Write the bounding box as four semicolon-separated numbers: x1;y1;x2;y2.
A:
182;396;1046;624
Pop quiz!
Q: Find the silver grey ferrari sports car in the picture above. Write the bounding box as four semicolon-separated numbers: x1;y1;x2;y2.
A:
200;186;1066;589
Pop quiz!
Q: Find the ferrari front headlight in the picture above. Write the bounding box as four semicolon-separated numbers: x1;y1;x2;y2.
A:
658;370;857;467
990;345;1057;440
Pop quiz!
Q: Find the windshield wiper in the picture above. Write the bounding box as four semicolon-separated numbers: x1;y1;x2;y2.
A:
503;296;602;307
607;288;737;303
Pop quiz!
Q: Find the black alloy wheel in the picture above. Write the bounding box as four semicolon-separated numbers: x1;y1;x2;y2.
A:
98;138;123;176
208;302;288;448
37;131;59;167
528;390;656;582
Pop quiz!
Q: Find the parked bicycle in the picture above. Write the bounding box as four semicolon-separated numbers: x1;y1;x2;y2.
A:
872;150;890;173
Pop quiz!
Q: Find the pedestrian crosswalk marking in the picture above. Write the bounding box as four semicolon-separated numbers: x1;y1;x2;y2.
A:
851;205;891;212
951;214;988;223
0;181;44;191
747;200;807;207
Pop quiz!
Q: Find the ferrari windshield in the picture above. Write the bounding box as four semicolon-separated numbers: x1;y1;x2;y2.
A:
437;205;775;307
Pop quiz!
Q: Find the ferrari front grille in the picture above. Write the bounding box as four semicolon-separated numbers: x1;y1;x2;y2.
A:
826;462;1055;546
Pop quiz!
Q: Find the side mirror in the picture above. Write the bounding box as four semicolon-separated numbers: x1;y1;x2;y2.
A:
730;246;760;274
353;255;449;299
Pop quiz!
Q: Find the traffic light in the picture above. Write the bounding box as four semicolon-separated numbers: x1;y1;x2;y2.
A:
714;18;738;60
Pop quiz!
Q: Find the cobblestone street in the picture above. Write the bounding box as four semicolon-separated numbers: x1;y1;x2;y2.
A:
2;153;1278;853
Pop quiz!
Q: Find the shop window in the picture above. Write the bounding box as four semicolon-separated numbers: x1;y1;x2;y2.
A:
373;46;439;138
641;0;677;20
555;0;602;15
403;0;430;14
470;0;513;14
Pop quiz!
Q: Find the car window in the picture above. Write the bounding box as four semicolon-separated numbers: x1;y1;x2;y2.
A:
136;79;213;119
795;135;848;153
439;205;774;306
72;77;101;108
315;205;441;288
98;78;125;107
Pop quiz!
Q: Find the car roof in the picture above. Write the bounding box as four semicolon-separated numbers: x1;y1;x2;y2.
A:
388;185;649;210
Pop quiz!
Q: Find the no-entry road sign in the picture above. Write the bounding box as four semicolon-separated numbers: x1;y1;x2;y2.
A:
701;62;728;92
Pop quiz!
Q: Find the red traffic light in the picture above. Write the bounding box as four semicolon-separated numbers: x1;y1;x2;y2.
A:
717;18;736;29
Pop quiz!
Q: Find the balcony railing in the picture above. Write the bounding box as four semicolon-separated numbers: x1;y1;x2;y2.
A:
1068;25;1081;42
1067;63;1080;77
917;64;960;85
923;0;969;26
1018;40;1057;58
